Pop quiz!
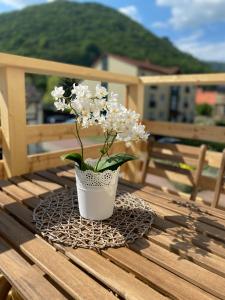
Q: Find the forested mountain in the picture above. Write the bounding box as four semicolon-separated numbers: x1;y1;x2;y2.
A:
0;0;211;73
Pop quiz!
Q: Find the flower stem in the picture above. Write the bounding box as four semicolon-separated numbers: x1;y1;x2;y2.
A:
95;133;117;171
75;121;84;160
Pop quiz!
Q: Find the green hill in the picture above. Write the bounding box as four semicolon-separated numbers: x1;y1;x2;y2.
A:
0;1;210;73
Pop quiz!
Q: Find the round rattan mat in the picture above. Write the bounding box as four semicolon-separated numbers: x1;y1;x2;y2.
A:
33;187;155;249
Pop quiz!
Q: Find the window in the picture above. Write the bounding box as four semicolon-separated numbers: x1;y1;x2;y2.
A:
159;111;164;119
149;94;156;108
149;112;155;120
171;96;177;110
185;86;190;93
171;86;179;96
149;85;158;90
160;94;165;102
184;101;189;109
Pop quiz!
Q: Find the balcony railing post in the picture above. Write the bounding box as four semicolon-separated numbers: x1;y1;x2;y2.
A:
124;82;145;183
0;67;28;177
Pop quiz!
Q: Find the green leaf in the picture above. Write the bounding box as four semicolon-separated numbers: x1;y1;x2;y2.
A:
61;152;94;171
61;152;83;168
96;153;137;172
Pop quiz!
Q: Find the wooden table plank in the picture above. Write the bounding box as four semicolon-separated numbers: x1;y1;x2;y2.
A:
148;227;225;277
0;177;168;300
153;215;225;260
121;179;225;221
129;238;225;299
34;169;225;267
103;247;218;300
24;172;225;296
1;171;225;300
0;237;66;300
66;248;167;300
121;185;225;243
0;191;35;232
0;209;116;300
0;179;39;209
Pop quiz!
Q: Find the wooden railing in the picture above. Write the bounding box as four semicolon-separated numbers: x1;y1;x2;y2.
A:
0;52;225;188
0;53;144;180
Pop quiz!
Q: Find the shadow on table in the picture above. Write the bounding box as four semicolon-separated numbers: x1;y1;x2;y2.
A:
118;182;225;261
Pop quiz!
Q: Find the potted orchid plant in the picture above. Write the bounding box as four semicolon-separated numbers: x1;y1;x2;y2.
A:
51;83;149;220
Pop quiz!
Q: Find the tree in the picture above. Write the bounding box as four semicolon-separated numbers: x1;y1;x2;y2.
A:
196;103;213;117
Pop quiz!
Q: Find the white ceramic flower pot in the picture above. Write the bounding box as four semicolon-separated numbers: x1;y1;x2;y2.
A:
75;161;119;220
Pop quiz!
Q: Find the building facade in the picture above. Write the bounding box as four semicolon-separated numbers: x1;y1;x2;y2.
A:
85;54;196;123
214;86;225;122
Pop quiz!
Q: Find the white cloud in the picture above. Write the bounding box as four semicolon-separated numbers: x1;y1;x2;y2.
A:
155;0;225;29
118;5;141;22
175;31;225;62
0;0;27;8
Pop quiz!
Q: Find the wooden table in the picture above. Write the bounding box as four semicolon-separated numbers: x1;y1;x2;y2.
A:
0;165;225;300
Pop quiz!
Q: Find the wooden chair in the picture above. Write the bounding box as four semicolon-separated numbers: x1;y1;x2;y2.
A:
211;149;225;208
141;137;207;201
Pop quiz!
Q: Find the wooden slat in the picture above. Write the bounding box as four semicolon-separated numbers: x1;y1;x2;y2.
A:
151;150;198;166
0;175;166;300
28;141;125;173
148;228;225;278
199;175;216;190
148;163;194;187
0;127;2;146
27;124;103;144
212;150;225;208
0;274;11;300
121;185;225;242
103;247;218;300
153;142;201;156
66;248;166;300
0;209;116;300
130;238;225;299
0;179;39;209
0;67;28;177
25;173;225;272
0;161;5;179
140;73;225;85
0;190;35;232
0;237;66;300
206;151;223;168
144;120;225;143
153;216;225;259
36;169;74;188
124;83;145;183
0;52;139;85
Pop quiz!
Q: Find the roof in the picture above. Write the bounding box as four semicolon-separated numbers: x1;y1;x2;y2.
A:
195;88;217;105
93;53;180;75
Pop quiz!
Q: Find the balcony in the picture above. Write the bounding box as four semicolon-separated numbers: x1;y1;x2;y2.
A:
0;53;225;300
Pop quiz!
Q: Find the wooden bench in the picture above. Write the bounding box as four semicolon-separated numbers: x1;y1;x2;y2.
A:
141;137;207;201
198;149;225;209
213;150;225;208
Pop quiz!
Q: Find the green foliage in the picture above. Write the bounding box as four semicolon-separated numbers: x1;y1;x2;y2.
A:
0;1;211;73
61;152;136;172
61;152;94;171
196;103;213;116
43;76;61;107
96;153;137;172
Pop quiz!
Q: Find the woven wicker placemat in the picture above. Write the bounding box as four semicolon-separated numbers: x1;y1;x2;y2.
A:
33;187;155;249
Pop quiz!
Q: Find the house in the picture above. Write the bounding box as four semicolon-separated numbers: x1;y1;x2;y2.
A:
85;53;196;123
214;86;225;122
195;87;225;122
195;88;217;105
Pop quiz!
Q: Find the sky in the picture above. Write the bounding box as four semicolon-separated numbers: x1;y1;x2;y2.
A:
0;0;225;62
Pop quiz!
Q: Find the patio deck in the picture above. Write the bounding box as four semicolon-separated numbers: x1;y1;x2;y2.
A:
0;165;225;300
